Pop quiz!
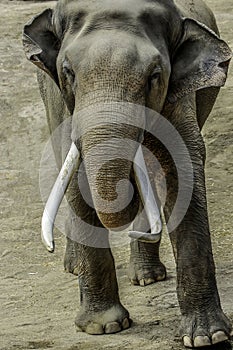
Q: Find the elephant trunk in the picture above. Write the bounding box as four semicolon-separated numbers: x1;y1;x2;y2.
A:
81;131;140;230
75;103;144;230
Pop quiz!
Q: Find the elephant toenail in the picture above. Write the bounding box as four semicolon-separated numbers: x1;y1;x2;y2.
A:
105;322;121;334
76;325;83;332
131;279;139;285
212;331;228;344
144;278;155;285
156;273;166;281
86;322;104;335
194;336;211;347
122;318;130;330
183;336;193;348
139;279;146;286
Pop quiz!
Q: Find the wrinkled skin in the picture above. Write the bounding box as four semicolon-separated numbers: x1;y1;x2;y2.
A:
23;0;232;347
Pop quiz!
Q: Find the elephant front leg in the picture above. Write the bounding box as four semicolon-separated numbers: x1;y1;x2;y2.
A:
64;228;130;334
75;243;130;335
128;206;166;285
128;158;166;286
165;164;232;348
64;178;130;334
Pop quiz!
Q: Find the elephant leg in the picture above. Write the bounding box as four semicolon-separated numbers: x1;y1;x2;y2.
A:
63;173;130;335
65;217;130;334
75;243;130;335
164;145;232;347
128;202;166;286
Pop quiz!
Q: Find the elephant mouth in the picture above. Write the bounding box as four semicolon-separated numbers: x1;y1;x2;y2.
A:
41;142;162;253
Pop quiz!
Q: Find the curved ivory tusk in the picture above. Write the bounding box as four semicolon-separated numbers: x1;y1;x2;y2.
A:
129;145;162;243
41;142;80;252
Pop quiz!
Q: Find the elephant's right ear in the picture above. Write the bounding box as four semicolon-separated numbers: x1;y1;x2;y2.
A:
23;9;60;86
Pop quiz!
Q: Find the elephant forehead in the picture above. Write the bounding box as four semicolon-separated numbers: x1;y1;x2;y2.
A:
65;30;161;81
58;0;180;36
81;34;158;63
62;0;157;16
57;0;180;68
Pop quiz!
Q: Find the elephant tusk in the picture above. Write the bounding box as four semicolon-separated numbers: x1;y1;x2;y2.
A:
129;145;162;243
41;142;80;252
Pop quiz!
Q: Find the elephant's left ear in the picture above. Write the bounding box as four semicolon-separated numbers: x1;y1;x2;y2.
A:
167;18;232;103
23;9;60;86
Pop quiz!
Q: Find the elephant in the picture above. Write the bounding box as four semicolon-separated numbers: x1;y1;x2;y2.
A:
23;0;232;347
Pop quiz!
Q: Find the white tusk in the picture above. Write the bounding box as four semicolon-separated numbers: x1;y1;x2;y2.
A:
129;145;162;243
41;142;80;252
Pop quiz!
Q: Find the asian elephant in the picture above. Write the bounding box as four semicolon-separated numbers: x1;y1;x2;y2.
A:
23;0;232;347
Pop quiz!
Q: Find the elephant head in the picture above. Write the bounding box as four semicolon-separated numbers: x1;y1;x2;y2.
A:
23;0;231;251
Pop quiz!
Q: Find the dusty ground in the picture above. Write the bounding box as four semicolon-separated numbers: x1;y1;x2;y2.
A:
0;1;232;349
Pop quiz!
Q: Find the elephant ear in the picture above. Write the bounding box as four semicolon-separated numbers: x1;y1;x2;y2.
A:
23;9;60;86
167;18;232;103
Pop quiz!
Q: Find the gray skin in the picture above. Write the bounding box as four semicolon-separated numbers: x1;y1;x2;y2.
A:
23;0;232;347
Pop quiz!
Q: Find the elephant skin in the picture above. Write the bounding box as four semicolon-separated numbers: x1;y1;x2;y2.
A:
23;0;232;347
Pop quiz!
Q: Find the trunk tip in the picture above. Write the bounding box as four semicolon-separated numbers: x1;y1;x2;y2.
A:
128;230;161;243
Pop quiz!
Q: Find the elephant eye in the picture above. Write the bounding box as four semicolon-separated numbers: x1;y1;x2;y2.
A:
150;69;161;81
148;68;161;91
63;65;75;79
63;61;75;85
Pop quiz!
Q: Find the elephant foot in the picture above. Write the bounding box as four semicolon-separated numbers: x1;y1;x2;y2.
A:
128;260;166;286
128;240;166;286
75;304;131;335
180;309;232;348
